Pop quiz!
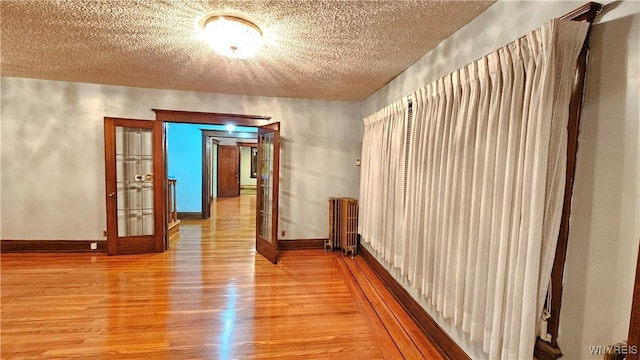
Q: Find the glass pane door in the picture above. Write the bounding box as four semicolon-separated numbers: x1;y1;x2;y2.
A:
258;131;273;242
255;122;280;264
104;118;164;255
115;126;155;236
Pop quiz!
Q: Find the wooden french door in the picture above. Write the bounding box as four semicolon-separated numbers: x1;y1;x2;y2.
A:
104;118;164;255
217;145;240;197
255;122;280;264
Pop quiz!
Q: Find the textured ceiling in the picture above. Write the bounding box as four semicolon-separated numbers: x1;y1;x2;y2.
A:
0;0;495;101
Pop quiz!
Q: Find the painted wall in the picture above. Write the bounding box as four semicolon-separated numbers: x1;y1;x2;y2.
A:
239;146;257;187
559;2;639;358
166;123;240;213
0;79;362;241
362;1;640;359
214;137;239;146
166;123;257;212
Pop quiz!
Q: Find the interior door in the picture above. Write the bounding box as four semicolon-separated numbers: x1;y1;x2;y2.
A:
104;118;164;255
255;122;280;264
218;145;240;197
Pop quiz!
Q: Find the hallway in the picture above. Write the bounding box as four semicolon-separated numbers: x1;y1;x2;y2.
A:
1;195;441;359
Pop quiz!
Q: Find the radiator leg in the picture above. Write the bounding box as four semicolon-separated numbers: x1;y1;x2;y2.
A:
344;246;356;258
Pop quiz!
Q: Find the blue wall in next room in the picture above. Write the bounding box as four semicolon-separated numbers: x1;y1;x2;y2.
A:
166;123;257;213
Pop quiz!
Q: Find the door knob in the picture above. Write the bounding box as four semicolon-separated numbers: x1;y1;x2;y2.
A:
108;192;116;198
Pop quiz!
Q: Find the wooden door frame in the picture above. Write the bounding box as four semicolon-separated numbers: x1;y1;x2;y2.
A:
201;135;219;219
152;108;270;234
153;109;270;125
237;141;259;183
200;130;257;214
535;4;603;359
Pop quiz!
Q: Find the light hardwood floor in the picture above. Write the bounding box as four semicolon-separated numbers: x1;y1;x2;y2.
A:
1;195;442;359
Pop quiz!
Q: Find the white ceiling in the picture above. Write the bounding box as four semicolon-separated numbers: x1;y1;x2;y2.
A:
0;0;495;101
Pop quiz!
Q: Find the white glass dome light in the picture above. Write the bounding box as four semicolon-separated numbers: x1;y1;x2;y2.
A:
203;16;263;59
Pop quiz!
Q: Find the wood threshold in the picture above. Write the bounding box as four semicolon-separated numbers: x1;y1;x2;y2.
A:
168;219;181;231
176;212;202;219
168;221;180;244
1;240;107;253
358;245;470;360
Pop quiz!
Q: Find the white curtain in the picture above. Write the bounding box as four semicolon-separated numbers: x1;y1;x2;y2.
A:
359;98;408;267
360;19;589;359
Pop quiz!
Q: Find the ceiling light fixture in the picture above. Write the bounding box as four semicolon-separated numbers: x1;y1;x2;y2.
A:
203;15;263;59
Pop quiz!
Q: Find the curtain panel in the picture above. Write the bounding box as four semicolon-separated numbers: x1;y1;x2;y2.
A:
359;19;588;359
359;98;408;266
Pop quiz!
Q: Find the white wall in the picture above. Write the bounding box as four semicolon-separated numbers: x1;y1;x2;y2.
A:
215;137;238;146
240;146;257;187
0;78;362;241
560;2;640;358
362;1;640;359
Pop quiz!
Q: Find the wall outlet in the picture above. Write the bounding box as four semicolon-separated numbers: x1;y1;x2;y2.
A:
90;242;98;250
281;230;286;237
103;230;107;237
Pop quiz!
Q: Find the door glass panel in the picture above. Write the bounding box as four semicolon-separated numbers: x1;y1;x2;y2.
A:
258;132;274;242
115;126;154;236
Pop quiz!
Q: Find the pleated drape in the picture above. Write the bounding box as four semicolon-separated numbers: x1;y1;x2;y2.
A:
359;19;588;359
359;98;408;267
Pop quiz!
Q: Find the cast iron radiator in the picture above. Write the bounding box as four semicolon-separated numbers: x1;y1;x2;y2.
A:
326;197;359;257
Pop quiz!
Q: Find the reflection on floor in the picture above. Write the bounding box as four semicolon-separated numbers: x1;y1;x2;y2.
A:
240;187;257;196
0;194;442;359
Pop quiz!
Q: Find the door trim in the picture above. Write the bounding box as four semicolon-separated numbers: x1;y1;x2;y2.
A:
201;135;220;219
152;109;270;126
153;109;270;249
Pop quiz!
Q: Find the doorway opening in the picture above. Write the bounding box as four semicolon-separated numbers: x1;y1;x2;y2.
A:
152;109;281;264
199;128;259;219
165;122;258;245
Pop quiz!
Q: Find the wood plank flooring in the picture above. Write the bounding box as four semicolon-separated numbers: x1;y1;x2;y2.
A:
1;195;442;359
